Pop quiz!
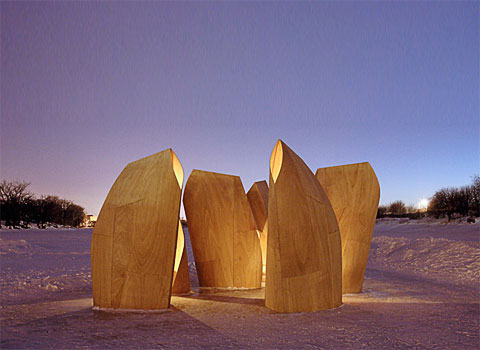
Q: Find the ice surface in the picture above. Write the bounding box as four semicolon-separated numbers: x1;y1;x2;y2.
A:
1;221;478;349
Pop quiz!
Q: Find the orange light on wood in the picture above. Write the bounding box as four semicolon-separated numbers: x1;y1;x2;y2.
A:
315;162;380;294
183;170;262;289
266;140;342;312
91;149;183;310
246;181;269;280
172;220;191;295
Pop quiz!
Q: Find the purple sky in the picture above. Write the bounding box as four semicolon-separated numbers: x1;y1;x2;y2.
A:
1;2;478;217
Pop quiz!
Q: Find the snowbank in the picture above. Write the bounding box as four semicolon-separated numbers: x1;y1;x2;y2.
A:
369;236;479;285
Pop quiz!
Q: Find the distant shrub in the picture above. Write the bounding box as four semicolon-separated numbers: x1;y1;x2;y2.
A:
377;205;388;218
406;212;424;220
377;201;426;219
389;201;407;216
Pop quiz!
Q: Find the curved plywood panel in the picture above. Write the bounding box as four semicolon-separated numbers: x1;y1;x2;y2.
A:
266;140;342;312
315;162;380;293
246;181;269;279
247;181;269;232
183;170;262;289
172;221;191;295
91;149;183;310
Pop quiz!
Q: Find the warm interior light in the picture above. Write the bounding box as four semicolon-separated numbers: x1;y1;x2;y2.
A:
173;220;184;275
170;150;184;189
270;140;283;183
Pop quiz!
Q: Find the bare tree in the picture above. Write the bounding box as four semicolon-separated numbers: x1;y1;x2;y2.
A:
471;175;480;217
0;180;33;228
429;187;461;221
377;205;388;218
34;196;62;228
66;203;86;227
0;182;87;228
428;178;480;221
388;201;406;216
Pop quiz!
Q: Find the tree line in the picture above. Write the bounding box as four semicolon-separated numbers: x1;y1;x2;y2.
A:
0;180;86;229
377;175;480;221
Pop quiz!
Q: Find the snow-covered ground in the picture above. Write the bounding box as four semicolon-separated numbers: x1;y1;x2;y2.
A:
1;221;478;349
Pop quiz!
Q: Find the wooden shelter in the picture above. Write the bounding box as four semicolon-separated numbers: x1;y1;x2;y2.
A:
266;140;342;312
91;149;183;310
184;170;262;289
315;162;380;293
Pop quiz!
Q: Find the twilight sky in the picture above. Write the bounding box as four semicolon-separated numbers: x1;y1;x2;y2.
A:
1;2;478;217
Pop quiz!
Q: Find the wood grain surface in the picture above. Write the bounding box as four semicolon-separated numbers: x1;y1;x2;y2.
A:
247;181;269;232
172;221;191;295
183;170;262;289
91;149;183;310
246;181;269;279
266;140;342;312
315;162;380;293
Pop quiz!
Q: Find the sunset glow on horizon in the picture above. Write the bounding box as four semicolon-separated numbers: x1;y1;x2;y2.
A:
417;198;430;210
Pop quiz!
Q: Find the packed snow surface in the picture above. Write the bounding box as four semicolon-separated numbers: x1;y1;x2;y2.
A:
1;220;479;349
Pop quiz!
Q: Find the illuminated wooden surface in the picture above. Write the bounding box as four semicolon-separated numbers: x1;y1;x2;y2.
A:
266;140;342;312
91;149;183;310
184;170;262;289
247;181;268;232
246;181;269;279
172;221;191;295
315;162;380;293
